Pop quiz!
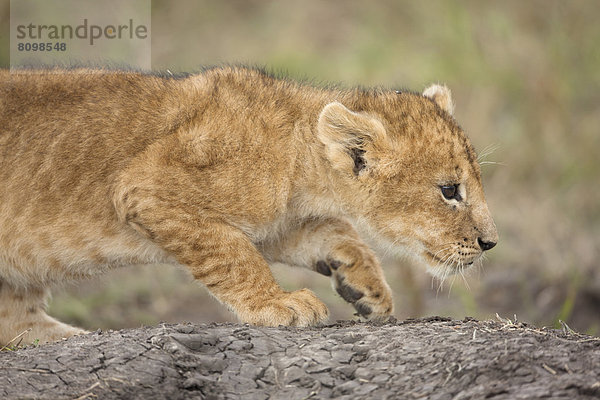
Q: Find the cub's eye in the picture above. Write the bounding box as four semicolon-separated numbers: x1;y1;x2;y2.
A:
440;184;462;201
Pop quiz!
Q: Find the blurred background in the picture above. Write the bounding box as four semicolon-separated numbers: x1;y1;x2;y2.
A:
0;0;598;334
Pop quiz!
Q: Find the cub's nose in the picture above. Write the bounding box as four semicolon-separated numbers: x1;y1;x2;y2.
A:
477;238;497;251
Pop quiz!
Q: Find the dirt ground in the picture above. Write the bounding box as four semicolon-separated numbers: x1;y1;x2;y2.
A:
1;317;598;399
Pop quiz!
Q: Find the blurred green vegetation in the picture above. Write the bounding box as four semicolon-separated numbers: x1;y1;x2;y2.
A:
1;0;599;334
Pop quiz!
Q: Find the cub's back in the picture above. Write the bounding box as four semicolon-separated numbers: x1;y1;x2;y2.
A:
0;71;193;216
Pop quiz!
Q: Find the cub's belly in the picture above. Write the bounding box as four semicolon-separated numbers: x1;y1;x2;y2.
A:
0;218;174;288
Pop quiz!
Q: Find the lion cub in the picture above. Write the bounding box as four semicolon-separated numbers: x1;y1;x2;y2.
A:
0;67;497;345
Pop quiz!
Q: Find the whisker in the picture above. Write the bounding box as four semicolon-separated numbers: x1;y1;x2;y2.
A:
459;262;471;291
477;143;505;168
436;252;454;294
432;251;451;293
479;161;506;166
432;245;455;258
448;272;457;298
477;143;500;162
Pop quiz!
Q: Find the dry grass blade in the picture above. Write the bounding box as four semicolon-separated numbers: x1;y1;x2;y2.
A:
0;328;32;351
73;382;101;400
542;364;557;375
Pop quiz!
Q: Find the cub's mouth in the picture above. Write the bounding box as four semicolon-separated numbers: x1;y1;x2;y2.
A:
424;249;479;271
425;250;474;265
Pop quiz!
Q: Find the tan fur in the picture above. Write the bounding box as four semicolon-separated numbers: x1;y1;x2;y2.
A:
0;67;497;345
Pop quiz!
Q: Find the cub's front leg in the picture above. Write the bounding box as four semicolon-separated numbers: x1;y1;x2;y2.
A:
117;195;328;327
263;218;394;320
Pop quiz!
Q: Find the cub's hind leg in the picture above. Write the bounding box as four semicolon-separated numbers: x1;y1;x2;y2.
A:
0;281;86;347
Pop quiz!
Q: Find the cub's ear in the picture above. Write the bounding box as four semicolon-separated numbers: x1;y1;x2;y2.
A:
423;84;454;115
317;102;386;176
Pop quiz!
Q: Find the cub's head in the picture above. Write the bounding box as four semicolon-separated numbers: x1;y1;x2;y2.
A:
317;84;498;278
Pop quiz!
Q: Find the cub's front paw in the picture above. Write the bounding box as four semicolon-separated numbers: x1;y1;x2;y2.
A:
317;256;393;321
241;289;329;327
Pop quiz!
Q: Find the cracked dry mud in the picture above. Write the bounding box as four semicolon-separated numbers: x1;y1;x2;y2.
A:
1;317;599;399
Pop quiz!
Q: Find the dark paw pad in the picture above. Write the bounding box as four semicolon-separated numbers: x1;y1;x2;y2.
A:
316;261;332;276
353;302;372;317
335;276;364;303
